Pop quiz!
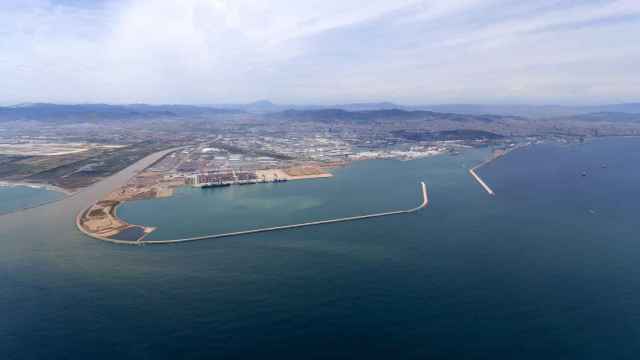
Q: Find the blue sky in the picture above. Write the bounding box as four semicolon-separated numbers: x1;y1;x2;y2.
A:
1;0;639;105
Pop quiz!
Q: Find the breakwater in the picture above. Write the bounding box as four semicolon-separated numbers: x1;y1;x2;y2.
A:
78;181;429;245
469;167;495;196
469;144;526;196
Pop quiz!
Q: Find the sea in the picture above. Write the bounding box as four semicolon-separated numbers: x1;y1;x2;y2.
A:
0;184;65;215
1;137;639;359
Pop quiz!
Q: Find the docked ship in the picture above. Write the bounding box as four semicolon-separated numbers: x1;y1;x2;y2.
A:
186;173;234;188
200;182;231;188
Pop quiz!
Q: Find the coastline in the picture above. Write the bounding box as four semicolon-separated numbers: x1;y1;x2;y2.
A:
77;167;335;243
75;148;188;240
0;181;73;217
2;148;184;218
0;180;74;195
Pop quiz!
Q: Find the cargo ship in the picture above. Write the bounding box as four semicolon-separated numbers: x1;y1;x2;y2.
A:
200;182;231;188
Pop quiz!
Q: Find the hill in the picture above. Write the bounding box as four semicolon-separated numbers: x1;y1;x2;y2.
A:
265;108;514;123
0;103;244;122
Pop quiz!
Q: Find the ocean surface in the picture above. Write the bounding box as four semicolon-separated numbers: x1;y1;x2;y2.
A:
0;185;65;215
2;137;640;359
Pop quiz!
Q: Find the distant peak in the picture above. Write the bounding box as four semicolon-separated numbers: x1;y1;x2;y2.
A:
249;100;275;106
10;102;44;108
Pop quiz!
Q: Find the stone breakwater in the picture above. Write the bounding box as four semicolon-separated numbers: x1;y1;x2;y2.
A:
77;182;429;245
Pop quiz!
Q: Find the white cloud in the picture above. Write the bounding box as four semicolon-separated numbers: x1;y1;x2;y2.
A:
0;0;639;105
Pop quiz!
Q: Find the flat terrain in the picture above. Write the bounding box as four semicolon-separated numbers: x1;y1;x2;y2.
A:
0;140;185;191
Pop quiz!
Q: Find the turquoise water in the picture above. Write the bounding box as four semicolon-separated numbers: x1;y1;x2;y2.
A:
0;185;65;215
2;138;640;359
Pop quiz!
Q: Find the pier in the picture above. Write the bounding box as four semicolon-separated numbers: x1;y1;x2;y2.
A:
78;182;429;245
469;167;495;196
468;144;526;196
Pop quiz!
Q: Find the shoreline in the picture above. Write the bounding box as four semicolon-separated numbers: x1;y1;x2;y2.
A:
0;180;75;195
2;147;183;218
77;169;334;243
0;181;75;217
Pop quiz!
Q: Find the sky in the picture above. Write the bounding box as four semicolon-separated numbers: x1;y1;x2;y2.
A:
1;0;639;105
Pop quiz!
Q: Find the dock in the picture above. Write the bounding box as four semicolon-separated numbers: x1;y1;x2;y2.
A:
78;182;429;245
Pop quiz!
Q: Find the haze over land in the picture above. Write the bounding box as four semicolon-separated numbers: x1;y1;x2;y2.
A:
2;0;640;105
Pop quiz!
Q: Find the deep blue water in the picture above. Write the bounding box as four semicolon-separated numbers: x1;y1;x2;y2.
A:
2;138;640;359
0;185;65;215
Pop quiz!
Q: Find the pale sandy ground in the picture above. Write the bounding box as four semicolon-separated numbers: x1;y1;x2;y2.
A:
81;200;156;239
81;202;127;237
0;142;126;156
256;168;332;181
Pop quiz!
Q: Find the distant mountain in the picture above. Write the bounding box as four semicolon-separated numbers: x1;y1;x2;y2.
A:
0;103;166;122
208;101;404;113
332;102;402;112
211;100;640;118
559;111;640;122
392;129;504;141
211;100;281;113
126;104;244;116
3;101;639;122
0;103;244;122
265;108;515;123
243;100;280;113
590;103;640;114
212;100;324;113
414;103;640;118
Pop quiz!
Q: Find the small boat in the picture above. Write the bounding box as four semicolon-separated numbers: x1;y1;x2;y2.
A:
581;172;587;177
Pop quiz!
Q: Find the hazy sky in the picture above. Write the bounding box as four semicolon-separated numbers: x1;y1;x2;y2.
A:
1;0;639;105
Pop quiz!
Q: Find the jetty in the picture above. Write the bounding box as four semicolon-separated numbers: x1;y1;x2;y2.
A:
77;182;429;245
468;144;526;196
469;167;494;196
